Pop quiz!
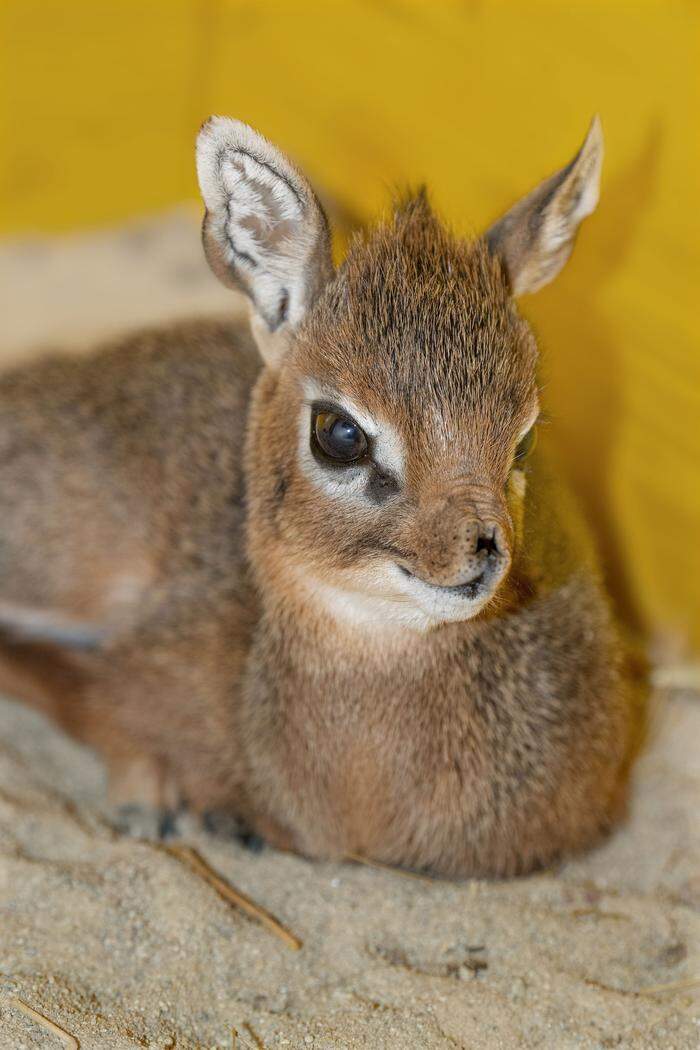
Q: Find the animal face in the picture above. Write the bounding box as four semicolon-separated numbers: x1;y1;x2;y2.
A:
263;204;538;626
197;116;602;628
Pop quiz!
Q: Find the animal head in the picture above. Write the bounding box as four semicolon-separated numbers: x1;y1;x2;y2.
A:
197;116;603;630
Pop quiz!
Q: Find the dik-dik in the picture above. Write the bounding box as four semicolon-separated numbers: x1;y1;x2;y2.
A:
0;115;631;876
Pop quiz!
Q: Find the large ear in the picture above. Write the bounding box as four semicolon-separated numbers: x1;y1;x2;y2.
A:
196;116;334;364
485;116;604;296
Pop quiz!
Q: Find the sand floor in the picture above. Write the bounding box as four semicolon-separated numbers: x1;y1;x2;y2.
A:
1;688;698;1050
0;211;698;1049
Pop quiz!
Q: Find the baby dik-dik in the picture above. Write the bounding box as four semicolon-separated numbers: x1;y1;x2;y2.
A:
0;115;631;876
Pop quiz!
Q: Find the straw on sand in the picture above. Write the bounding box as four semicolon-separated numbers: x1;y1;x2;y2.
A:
12;997;79;1048
165;843;302;950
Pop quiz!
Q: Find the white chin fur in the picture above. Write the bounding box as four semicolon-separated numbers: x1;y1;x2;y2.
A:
305;563;493;632
390;568;494;625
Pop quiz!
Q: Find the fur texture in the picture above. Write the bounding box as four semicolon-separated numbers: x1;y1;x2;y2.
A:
0;118;632;875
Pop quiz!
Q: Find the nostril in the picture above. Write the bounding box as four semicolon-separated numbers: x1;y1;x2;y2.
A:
476;527;500;558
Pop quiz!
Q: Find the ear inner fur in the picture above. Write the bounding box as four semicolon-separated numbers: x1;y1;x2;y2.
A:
485;115;603;295
196;116;334;363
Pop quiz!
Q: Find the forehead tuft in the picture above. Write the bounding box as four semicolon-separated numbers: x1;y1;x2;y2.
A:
297;192;537;428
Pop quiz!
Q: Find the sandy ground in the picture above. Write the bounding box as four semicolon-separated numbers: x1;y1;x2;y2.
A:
1;689;698;1050
0;211;698;1049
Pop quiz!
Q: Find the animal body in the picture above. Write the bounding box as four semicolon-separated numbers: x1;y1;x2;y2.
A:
0;115;631;875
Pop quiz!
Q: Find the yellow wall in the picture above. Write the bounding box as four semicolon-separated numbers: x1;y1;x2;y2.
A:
2;1;699;648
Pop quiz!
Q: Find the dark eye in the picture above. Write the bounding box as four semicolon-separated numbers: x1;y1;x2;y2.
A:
514;425;537;463
313;410;368;463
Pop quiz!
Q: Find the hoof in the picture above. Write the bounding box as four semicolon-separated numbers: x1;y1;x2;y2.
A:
237;830;266;854
112;802;183;842
202;810;266;852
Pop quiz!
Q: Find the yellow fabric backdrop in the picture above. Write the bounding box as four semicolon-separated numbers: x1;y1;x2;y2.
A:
1;1;698;649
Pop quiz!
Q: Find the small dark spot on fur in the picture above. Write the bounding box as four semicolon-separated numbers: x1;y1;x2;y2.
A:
276;288;289;327
366;468;400;504
274;469;288;504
